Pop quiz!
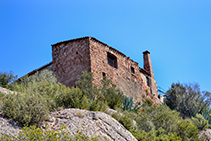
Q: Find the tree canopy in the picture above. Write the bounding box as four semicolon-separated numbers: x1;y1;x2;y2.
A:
165;82;211;118
0;71;17;89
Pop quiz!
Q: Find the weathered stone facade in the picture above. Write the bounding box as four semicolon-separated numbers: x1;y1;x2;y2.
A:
26;37;161;104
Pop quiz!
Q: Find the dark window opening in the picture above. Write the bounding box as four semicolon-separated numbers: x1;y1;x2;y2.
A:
131;67;135;73
102;72;106;79
76;51;78;54
146;76;150;87
107;52;117;68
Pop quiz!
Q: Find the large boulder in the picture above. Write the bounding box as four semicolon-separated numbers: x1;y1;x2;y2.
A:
198;129;211;141
0;108;137;141
0;113;21;137
0;86;15;95
42;108;137;141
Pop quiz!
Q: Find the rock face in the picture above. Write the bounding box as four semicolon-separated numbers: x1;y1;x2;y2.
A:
0;113;21;137
198;129;211;140
42;108;137;141
0;108;137;141
0;87;15;95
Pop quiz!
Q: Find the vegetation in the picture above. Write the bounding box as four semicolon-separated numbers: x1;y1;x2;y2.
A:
1;70;124;126
165;82;211;118
122;96;139;112
1;126;105;141
0;71;17;89
0;70;210;140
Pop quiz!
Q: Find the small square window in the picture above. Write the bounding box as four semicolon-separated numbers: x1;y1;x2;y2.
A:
107;52;118;68
131;67;135;73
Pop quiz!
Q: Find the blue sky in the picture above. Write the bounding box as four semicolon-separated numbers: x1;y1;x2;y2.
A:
0;0;210;93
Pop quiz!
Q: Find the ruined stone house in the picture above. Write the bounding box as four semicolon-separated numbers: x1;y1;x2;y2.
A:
25;37;161;104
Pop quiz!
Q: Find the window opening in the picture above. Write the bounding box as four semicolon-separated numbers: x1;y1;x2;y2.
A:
131;67;135;73
76;51;78;54
107;52;117;68
102;72;106;79
146;76;150;87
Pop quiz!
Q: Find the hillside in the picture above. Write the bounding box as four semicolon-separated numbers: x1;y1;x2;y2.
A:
1;70;211;140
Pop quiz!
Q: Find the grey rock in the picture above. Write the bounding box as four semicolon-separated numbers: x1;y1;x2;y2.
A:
198;129;211;141
43;108;137;141
0;113;21;138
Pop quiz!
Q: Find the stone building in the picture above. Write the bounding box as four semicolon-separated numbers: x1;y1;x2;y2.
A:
25;37;161;104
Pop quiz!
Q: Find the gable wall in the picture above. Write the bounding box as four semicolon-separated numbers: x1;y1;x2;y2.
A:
52;38;91;88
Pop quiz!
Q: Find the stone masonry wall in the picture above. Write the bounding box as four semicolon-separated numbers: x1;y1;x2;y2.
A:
51;37;160;104
52;38;91;88
89;38;158;103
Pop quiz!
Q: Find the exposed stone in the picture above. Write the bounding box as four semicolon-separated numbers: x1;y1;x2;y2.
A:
0;106;137;140
0;86;15;95
42;108;137;141
22;37;162;104
198;129;211;141
0;113;21;138
50;37;161;104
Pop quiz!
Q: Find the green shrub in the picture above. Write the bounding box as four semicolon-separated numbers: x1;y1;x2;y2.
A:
1;126;105;141
100;78;124;109
136;105;180;133
2;93;49;126
191;114;208;130
176;120;199;140
122;96;133;111
0;71;17;89
55;87;91;110
143;98;153;107
89;98;107;112
119;115;134;130
165;82;211;118
76;71;95;101
76;71;124;110
201;108;211;124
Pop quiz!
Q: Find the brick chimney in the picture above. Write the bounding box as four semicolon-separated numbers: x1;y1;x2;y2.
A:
143;50;154;79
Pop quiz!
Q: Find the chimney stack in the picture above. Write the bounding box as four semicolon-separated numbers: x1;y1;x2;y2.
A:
143;50;154;79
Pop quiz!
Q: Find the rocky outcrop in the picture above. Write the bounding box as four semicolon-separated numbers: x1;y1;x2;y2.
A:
0;108;137;141
0;86;15;95
0;113;21;137
198;129;211;141
42;108;137;141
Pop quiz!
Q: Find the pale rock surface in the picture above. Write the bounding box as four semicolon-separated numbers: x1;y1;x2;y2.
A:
0;86;15;95
0;108;137;141
0;113;21;137
198;129;211;141
42;108;137;141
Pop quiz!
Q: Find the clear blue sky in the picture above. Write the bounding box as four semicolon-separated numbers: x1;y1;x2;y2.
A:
0;0;210;93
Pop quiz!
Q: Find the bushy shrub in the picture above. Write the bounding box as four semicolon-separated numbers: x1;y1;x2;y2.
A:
191;114;208;130
142;98;153;107
2;93;49;126
100;78;124;109
0;71;17;89
76;71;95;101
76;71;124;110
176;120;199;140
136;105;180;133
55;87;91;110
165;82;211;118
128;105;200;140
201;108;211;125
1;126;105;141
0;92;4;112
130;128;182;141
119;115;134;130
